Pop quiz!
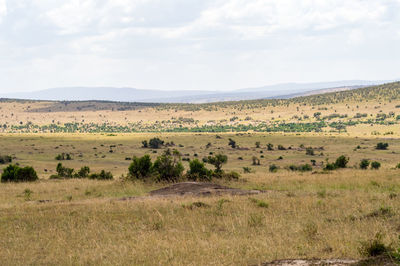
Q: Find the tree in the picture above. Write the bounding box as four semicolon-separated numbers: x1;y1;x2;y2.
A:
89;170;113;180
360;159;370;169
306;147;314;156
75;166;90;178
267;143;274;151
207;154;228;173
1;164;38;182
228;138;237;148
376;143;389;150
187;159;212;181
252;156;260;165
153;149;184;182
129;154;153;179
56;163;74;178
335;155;349;168
149;138;164;149
255;142;261;148
371;161;381;169
141;140;148;148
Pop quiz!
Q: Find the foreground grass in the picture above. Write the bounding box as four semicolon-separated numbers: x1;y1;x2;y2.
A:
0;172;399;265
1;133;400;264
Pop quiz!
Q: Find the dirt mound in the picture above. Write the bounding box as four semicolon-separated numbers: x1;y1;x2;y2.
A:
149;182;264;197
263;256;396;266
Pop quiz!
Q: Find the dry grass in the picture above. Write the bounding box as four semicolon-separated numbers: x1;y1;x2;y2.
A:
1;133;400;265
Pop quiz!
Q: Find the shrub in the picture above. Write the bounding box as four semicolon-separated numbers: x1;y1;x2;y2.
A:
221;171;240;180
75;166;90;178
277;145;286;150
269;164;278;172
324;162;337;171
153;149;184;182
141;140;148;148
376;142;389;150
89;170;113;180
243;167;251;173
335;155;349;168
149;138;164;149
288;164;312;172
306;147;314;156
1;164;38;182
359;233;390;257
267;143;274;150
128;155;153;179
252;156;260;165
396;163;400;169
207;154;228;173
0;155;12;164
371;161;381;169
255;141;260;148
228;138;237;148
55;153;72;160
186;159;212;181
56;163;74;178
360;159;370;169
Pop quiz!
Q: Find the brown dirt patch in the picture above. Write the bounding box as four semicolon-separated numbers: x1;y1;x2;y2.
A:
148;182;264;197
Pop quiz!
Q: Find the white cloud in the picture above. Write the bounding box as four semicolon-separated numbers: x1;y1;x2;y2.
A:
0;0;7;23
0;0;400;92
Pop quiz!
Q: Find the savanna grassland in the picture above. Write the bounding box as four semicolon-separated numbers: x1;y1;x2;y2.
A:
1;83;400;265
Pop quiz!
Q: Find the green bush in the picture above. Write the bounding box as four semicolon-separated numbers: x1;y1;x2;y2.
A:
288;164;312;172
55;153;72;160
396;163;400;169
1;164;38;182
359;233;390;257
376;142;389;150
56;163;74;178
75;166;90;178
128;155;153;179
360;159;370;169
306;147;314;156
269;164;278;173
335;155;349;168
149;138;164;149
207;154;228;173
324;162;337;171
371;161;381;169
186;159;212;181
153;149;184;182
0;155;12;164
89;170;113;180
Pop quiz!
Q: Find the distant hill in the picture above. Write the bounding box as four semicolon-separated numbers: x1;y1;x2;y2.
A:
0;80;392;103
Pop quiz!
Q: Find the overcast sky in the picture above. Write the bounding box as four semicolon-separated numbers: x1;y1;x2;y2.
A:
0;0;399;93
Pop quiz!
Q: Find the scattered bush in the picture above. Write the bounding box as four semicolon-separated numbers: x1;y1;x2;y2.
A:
228;138;237;148
149;138;164;149
376;142;389;150
306;147;314;156
0;155;12;164
153;149;184;182
207;154;228;173
186;159;212;181
269;164;278;173
335;155;349;168
360;159;370;169
55;153;72;160
89;170;113;180
1;164;38;182
288;164;313;172
371;161;381;169
129;154;153;179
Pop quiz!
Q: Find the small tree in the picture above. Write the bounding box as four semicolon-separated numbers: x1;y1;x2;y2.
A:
360;159;370;169
1;164;38;182
371;161;381;169
335;155;349;168
228;138;237;149
269;164;278;173
149;138;164;149
153;149;184;182
306;147;314;156
207;154;228;173
267;143;274;151
141;140;148;148
75;166;90;178
186;159;212;181
129;154;153;179
376;143;389;150
252;156;260;165
56;163;74;178
255;142;261;148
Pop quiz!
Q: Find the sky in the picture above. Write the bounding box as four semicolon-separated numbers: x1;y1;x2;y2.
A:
0;0;399;93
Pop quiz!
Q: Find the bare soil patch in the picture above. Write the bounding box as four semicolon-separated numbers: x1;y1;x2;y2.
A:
149;182;264;197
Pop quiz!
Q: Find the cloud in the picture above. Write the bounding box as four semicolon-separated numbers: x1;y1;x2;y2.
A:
0;0;400;92
0;0;6;22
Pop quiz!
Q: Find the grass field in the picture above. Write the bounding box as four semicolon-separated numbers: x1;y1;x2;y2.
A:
1;132;400;265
